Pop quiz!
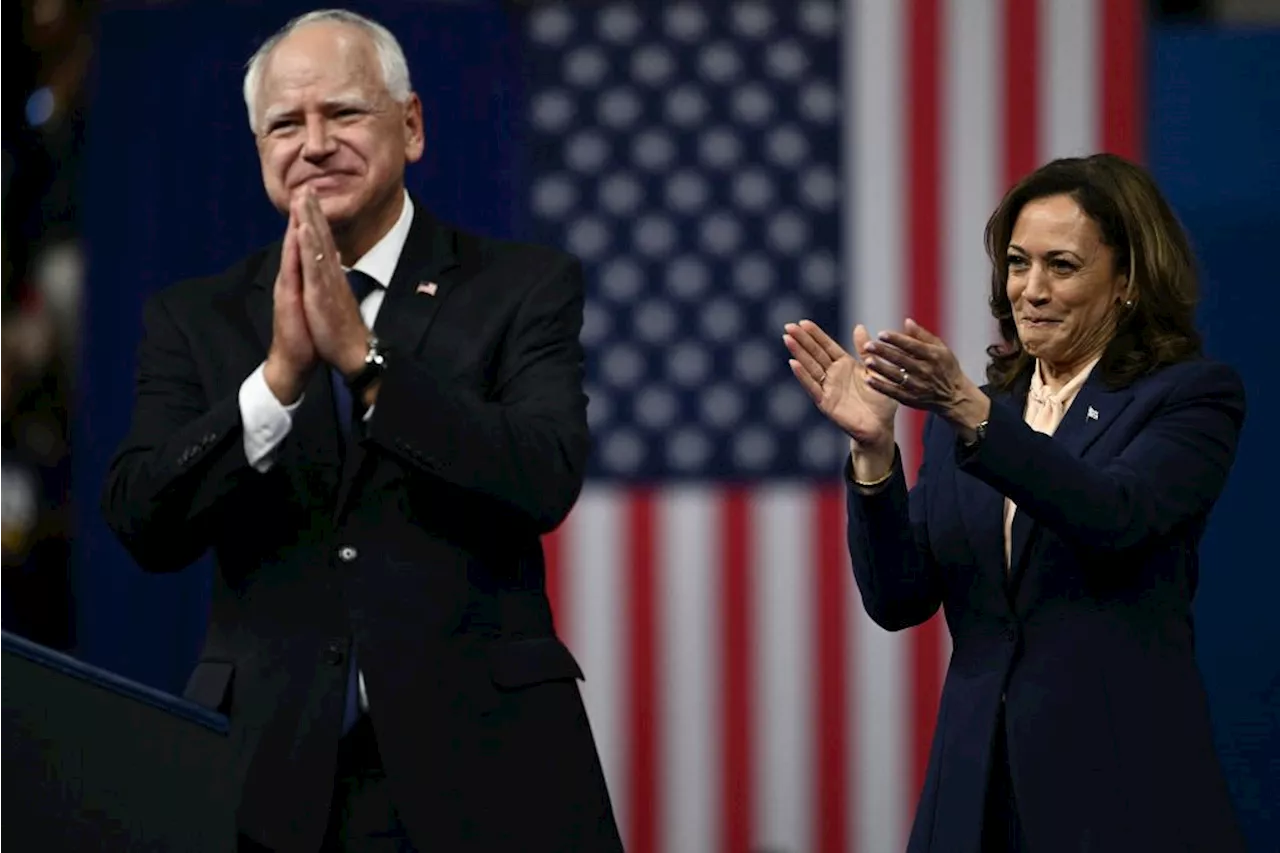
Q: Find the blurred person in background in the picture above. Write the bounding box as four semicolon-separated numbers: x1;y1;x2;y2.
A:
2;306;75;651
784;154;1246;852
100;9;619;853
4;0;93;333
1;0;93;652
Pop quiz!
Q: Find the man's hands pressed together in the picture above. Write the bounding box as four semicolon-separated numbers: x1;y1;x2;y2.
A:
264;188;379;408
295;190;373;378
263;201;316;406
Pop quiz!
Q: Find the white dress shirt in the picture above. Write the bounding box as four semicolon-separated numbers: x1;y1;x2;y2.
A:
237;189;414;712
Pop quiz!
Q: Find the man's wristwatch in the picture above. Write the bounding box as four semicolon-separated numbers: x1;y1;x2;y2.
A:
345;333;389;397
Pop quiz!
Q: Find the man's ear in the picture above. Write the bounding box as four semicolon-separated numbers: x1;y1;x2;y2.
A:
403;93;425;163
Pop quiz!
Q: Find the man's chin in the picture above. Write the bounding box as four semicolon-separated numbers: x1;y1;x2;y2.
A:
311;194;362;229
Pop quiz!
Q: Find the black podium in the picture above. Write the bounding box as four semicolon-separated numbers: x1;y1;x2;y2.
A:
2;631;236;852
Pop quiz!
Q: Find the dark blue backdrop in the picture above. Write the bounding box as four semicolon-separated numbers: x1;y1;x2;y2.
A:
1148;27;1280;847
71;6;1278;849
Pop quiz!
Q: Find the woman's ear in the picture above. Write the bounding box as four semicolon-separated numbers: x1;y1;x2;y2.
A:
1115;275;1134;308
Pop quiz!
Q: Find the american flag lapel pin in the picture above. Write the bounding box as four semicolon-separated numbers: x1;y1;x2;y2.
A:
415;281;439;296
1087;406;1099;421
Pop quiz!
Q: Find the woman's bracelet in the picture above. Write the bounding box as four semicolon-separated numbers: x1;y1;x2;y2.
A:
852;466;894;488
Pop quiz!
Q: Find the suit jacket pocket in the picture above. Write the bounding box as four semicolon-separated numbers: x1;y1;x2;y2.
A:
183;659;235;713
488;637;583;690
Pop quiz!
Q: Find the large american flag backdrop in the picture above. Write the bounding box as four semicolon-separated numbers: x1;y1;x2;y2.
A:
521;2;1143;851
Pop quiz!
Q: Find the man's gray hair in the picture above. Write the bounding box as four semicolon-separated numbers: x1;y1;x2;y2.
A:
242;9;413;134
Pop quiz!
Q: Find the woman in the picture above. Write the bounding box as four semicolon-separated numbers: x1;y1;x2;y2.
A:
784;154;1246;853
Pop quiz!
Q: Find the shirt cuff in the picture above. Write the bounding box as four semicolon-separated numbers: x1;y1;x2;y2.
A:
239;362;302;472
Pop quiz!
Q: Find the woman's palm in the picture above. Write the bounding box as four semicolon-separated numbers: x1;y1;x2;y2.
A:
820;343;897;444
786;322;897;446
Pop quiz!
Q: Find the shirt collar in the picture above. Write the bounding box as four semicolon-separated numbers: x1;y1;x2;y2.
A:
343;189;414;289
1030;354;1102;408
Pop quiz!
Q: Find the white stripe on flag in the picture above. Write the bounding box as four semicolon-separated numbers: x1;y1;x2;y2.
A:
752;486;814;853
847;0;906;350
854;600;910;852
660;489;718;853
941;0;1000;682
566;489;629;838
849;0;914;849
946;0;1002;382
1042;0;1099;160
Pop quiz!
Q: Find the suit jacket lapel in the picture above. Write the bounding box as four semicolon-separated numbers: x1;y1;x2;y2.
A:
1007;370;1135;579
332;207;471;521
1046;374;1133;461
372;207;465;359
1007;502;1037;588
246;251;277;353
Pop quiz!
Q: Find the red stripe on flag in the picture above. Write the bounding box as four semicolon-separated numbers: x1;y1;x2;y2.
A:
815;485;848;853
1101;0;1144;160
543;525;565;640
721;490;752;853
906;0;946;810
627;492;658;853
1003;0;1040;187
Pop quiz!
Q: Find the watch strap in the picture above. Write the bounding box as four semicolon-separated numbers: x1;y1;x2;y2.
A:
345;335;388;396
964;419;989;448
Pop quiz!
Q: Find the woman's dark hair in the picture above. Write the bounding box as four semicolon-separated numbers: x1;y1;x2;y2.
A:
983;153;1202;390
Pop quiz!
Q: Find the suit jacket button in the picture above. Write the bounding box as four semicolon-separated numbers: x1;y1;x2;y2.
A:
337;545;358;562
324;641;344;665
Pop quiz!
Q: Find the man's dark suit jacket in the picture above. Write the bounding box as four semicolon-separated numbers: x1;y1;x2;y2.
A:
845;357;1247;853
101;204;623;853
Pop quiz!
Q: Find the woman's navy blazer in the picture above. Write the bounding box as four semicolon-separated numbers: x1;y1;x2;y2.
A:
845;358;1247;853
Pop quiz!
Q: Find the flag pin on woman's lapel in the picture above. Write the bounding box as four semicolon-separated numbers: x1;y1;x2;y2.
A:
415;281;439;296
1087;406;1100;421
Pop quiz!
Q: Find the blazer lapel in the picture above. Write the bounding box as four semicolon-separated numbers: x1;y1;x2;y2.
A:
1007;503;1037;587
1007;370;1134;578
246;248;277;353
372;207;466;359
332;207;472;521
1046;374;1134;461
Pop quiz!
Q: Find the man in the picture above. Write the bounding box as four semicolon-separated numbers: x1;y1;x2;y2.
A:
101;9;621;852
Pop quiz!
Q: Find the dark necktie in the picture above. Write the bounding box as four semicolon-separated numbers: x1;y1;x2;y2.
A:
337;271;377;735
332;270;380;438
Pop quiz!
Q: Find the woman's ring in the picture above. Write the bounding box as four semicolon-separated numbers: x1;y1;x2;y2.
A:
897;368;909;385
314;253;325;263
